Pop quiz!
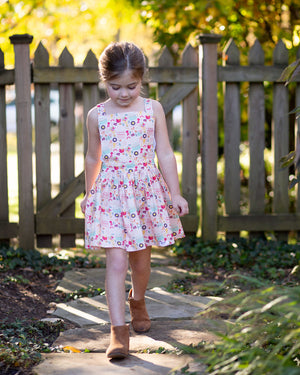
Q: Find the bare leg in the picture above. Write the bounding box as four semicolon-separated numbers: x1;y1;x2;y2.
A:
128;246;151;300
105;248;128;326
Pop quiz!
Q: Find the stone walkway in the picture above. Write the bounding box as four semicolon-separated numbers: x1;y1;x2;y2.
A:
34;249;224;375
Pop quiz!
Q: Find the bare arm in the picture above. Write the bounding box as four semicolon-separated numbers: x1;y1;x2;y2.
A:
80;106;102;213
153;100;189;216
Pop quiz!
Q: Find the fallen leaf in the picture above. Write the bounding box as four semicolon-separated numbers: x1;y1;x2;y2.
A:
63;346;81;353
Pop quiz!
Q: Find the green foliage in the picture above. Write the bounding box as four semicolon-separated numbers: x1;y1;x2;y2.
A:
172;237;300;282
279;58;300;188
60;284;105;302
0;0;153;66
0;246;105;273
202;286;300;375
0;319;64;372
279;59;300;86
172;238;300;374
133;0;300;61
3;274;30;285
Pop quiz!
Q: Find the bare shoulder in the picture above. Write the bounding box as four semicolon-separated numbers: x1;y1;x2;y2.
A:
87;105;98;121
151;99;164;114
150;99;166;128
86;105;98;129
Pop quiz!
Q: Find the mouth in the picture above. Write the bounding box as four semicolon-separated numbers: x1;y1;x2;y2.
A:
118;99;131;105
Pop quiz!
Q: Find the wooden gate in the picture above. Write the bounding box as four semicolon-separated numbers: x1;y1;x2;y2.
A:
0;34;199;249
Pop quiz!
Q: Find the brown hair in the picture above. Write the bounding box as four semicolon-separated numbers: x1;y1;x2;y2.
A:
99;41;146;81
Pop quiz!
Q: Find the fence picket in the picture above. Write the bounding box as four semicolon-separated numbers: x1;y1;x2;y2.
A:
223;39;241;240
181;44;199;233
34;42;52;247
59;47;76;247
158;47;174;145
248;40;266;239
83;50;99;156
272;40;290;241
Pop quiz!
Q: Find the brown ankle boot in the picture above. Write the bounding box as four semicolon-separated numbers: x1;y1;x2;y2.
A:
106;324;129;359
128;289;151;333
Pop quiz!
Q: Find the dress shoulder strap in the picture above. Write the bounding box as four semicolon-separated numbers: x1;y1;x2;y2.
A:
97;102;106;117
144;98;153;115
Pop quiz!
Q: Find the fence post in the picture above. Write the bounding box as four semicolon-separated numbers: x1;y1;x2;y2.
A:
198;34;222;241
0;48;9;246
9;34;34;250
296;45;300;240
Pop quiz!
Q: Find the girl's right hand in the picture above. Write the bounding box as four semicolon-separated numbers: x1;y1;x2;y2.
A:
80;195;88;214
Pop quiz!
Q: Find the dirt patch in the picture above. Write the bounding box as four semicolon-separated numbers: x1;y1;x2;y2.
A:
0;268;76;328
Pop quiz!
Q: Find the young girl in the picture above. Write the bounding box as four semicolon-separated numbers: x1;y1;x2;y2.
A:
80;41;189;359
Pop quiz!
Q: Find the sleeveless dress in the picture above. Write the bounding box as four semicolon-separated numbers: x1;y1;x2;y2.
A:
85;98;185;252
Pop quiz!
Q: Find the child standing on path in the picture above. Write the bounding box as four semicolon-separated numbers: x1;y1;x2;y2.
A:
80;41;189;359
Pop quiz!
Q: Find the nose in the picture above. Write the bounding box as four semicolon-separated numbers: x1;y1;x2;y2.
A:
119;88;129;97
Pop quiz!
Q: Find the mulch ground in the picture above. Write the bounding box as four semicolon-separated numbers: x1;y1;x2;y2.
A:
0;268;75;327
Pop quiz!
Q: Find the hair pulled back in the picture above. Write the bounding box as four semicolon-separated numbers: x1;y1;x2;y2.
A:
99;41;146;82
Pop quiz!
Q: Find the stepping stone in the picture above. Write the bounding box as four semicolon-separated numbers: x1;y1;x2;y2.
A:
52;319;221;352
56;266;196;294
52;287;220;327
34;352;207;375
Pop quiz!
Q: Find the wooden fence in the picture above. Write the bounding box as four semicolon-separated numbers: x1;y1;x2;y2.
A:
0;34;199;249
1;33;300;249
200;34;300;242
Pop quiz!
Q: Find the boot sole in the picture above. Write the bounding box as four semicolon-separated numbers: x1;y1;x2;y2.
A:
107;351;128;359
133;327;151;333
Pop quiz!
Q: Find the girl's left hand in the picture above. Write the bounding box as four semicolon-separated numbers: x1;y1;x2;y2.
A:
80;194;89;214
171;195;189;217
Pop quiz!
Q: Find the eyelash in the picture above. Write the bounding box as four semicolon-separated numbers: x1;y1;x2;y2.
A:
111;86;137;91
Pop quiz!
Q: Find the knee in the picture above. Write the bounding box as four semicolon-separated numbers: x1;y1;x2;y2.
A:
130;259;151;275
106;249;128;275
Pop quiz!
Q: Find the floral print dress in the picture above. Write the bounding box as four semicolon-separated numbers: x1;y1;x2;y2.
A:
85;98;185;252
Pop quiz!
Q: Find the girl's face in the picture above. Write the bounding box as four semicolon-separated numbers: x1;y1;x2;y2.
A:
105;70;142;108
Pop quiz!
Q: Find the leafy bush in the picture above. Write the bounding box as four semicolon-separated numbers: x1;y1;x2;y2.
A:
0;320;64;372
202;285;300;375
172;237;300;282
0;246;104;272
